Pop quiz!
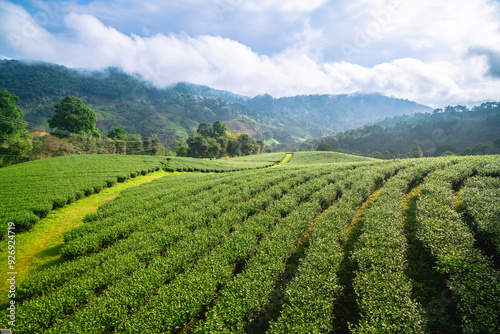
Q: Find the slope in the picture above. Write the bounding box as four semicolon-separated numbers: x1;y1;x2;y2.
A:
1;60;431;146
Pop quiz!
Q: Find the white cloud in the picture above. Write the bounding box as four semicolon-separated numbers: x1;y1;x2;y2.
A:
241;0;328;13
1;0;500;107
373;0;500;55
405;38;434;51
0;0;57;59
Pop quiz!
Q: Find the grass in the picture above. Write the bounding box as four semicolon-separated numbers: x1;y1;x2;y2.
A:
270;153;293;168
284;151;376;169
0;169;171;305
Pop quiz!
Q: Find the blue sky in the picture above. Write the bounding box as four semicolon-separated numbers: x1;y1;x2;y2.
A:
1;0;500;106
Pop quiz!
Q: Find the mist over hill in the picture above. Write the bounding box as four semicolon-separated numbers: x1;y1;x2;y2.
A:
0;60;432;147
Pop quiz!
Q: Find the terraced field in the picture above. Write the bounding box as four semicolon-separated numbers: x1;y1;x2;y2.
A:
0;152;499;333
163;153;289;172
0;155;167;236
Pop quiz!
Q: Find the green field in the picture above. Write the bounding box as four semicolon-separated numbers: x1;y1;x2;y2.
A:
164;152;288;172
0;152;499;333
0;155;167;236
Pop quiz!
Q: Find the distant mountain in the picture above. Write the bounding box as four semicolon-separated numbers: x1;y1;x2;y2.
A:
278;103;500;158
0;60;432;147
245;93;431;139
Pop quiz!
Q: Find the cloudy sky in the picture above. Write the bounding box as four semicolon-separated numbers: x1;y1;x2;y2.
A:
1;0;500;106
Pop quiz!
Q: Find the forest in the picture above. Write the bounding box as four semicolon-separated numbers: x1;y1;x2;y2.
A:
278;103;500;158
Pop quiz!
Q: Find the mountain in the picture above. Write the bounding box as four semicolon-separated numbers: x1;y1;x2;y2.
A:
0;60;432;147
0;60;252;145
278;103;500;158
245;93;431;138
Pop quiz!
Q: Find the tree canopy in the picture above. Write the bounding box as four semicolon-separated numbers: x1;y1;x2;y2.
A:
48;96;101;137
0;88;32;166
184;120;263;159
0;88;27;136
107;126;129;140
316;142;332;151
408;145;423;158
212;120;227;137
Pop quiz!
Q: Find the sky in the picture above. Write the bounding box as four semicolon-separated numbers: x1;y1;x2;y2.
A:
1;0;500;106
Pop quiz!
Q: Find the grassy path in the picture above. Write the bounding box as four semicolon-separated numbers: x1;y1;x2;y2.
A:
0;170;171;304
270;153;293;168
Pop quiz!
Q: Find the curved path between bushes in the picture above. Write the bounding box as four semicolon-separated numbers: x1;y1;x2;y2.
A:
0;170;171;304
0;154;295;304
270;153;293;168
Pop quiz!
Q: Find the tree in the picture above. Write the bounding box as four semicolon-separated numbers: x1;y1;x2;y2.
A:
471;143;490;155
317;142;331;151
440;151;456;156
461;147;473;156
126;133;142;155
238;133;255;156
206;137;221;159
256;140;265;154
48;96;101;137
226;138;240;157
212;120;227;137
216;137;228;156
107;126;129;140
187;134;210;158
408;145;423;158
176;145;188;157
170;140;183;152
142;137;153;154
434;145;457;157
0;88;27;136
494;138;500;150
196;122;212;137
0;89;32;166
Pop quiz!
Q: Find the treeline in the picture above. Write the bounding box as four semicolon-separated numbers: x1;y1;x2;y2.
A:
173;121;265;159
0;89;162;167
31;132;162;158
1;128;163;167
1;87;266;168
277;102;500;158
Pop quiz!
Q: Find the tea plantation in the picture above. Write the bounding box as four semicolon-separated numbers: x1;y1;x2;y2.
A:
1;152;499;333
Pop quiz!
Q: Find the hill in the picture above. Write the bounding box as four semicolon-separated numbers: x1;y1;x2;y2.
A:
279;103;500;158
246;92;431;139
0;60;431;147
0;153;499;332
0;155;166;234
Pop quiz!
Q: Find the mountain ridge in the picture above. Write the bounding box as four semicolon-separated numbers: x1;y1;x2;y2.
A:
0;59;432;148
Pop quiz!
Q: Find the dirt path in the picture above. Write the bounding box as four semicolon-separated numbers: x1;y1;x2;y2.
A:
0;170;170;303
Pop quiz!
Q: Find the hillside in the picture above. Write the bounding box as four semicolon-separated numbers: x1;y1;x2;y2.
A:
280;102;500;158
0;155;166;234
0;60;431;146
0;153;499;333
246;93;431;138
